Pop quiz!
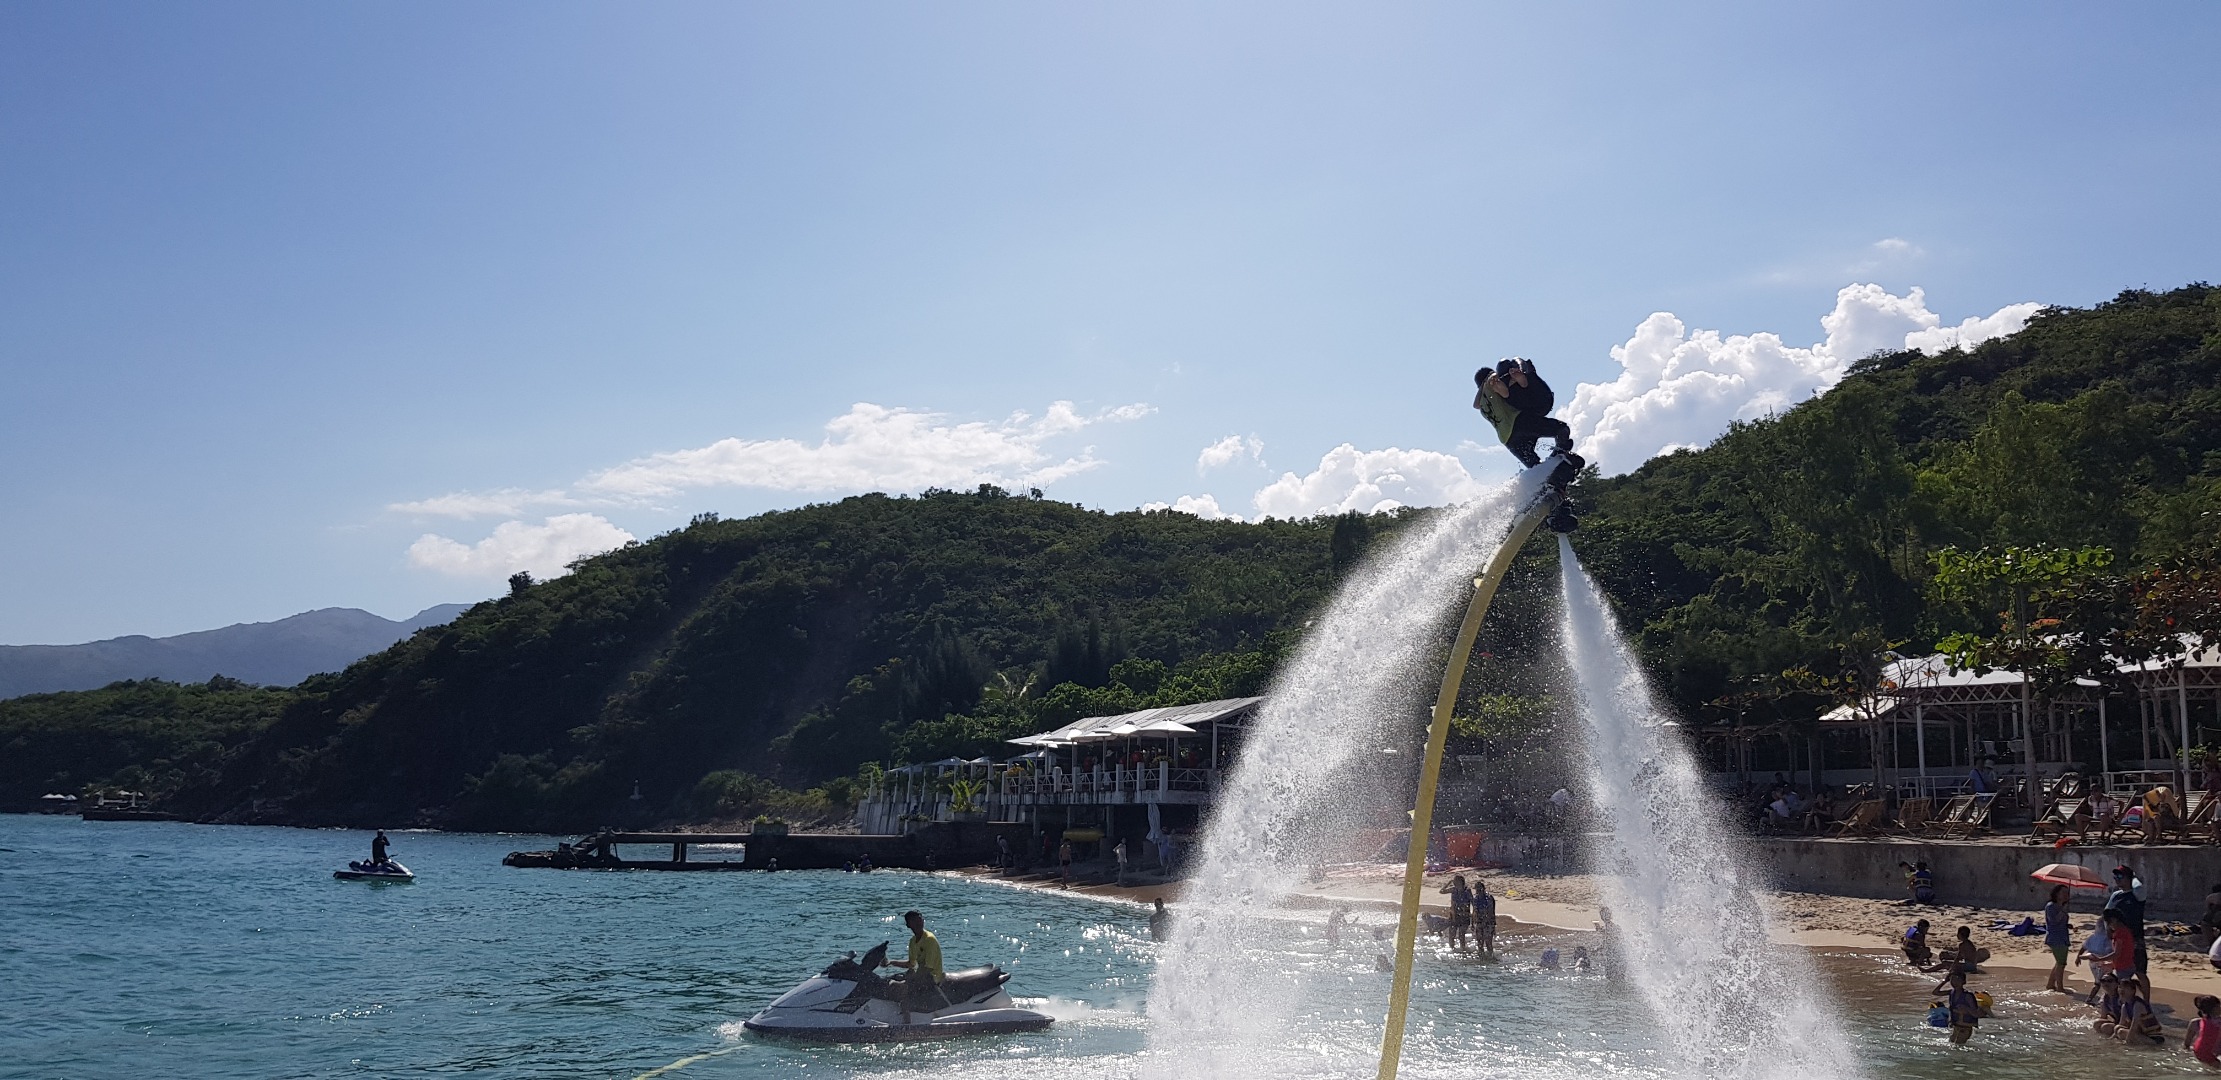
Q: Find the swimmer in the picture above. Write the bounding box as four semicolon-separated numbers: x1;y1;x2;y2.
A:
2189;994;2221;1065
1539;948;1560;971
1572;946;1590;973
1938;969;1979;1045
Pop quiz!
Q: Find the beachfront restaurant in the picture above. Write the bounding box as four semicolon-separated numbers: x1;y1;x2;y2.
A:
1700;646;2221;806
854;697;1260;856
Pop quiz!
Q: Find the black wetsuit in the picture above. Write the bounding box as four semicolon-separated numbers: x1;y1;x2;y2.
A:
371;835;389;865
1500;360;1572;467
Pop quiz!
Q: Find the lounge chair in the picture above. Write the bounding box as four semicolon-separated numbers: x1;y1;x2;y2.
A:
2029;797;2086;844
1830;799;1885;837
2160;791;2213;844
2082;797;2126;844
1894;797;1933;834
1950;792;1999;836
1924;795;1975;836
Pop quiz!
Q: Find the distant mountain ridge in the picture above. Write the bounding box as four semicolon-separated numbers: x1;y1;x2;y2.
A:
0;605;471;699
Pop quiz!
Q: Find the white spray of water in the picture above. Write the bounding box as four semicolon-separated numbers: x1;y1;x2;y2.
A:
1144;476;1541;1075
1557;534;1859;1079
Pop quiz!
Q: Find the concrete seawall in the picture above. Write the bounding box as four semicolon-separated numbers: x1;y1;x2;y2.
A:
1751;837;2221;918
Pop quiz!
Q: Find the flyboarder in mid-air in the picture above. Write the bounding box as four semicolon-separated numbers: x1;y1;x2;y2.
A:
1473;358;1577;469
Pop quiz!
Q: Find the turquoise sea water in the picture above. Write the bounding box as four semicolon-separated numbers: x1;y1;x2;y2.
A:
0;815;2204;1078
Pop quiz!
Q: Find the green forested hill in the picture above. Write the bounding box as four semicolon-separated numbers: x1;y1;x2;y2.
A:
168;493;1371;829
1575;283;2220;712
6;283;2215;830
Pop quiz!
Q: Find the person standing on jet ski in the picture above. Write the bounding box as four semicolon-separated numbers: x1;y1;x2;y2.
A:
370;830;392;868
885;909;946;1024
1473;358;1575;468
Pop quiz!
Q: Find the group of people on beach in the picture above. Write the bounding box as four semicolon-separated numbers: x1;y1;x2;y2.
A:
1902;862;2221;1063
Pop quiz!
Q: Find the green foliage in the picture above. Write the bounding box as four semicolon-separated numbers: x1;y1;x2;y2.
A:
1577;282;2221;715
60;489;1354;829
947;777;988;814
0;678;292;807
1451;694;1556;740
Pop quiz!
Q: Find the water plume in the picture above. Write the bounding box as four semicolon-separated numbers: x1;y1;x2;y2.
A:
1557;534;1859;1079
1144;476;1541;1075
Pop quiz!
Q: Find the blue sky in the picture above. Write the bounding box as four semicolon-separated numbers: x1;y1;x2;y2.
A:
3;2;2217;644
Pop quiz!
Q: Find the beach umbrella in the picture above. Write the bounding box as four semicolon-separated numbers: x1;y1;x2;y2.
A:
2031;863;2108;889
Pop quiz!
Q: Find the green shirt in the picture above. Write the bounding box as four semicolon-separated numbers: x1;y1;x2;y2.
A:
1473;385;1521;442
907;930;944;982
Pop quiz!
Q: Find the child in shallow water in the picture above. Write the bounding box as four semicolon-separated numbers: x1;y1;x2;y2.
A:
2188;995;2221;1065
1939;969;1980;1045
2095;973;2125;1037
2116;981;2165;1046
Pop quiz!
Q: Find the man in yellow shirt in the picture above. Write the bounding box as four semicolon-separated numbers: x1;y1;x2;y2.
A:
887;909;945;1024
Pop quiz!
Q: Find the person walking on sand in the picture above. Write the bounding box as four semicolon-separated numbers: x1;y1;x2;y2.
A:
1058;840;1073;889
2044;884;2074;992
1439;875;1475;953
1113;839;1129;886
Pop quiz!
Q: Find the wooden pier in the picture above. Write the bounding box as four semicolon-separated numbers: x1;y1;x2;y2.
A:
502;821;1028;872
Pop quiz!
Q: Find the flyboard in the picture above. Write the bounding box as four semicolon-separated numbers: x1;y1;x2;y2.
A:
1376;449;1581;1080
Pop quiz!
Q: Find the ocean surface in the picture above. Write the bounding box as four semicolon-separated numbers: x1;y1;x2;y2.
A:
0;816;2204;1078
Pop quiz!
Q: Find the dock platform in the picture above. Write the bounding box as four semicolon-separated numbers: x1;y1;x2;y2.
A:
502;821;1028;871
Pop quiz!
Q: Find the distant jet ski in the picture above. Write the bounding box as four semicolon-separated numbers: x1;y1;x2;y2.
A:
334;860;415;882
743;942;1053;1042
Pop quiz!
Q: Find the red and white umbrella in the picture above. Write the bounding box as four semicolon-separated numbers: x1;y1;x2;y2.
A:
2031;863;2109;889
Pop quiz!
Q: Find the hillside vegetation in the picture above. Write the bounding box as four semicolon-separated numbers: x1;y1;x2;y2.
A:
4;283;2215;830
1576;283;2220;714
190;496;1362;829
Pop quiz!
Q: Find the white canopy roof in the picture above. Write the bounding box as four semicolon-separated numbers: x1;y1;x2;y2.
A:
1008;696;1262;748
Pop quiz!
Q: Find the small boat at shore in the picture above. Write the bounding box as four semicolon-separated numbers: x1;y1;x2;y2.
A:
743;942;1053;1042
334;860;415;882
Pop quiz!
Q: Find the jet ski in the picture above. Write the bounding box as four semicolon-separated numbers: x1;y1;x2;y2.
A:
334;859;415;882
743;942;1054;1042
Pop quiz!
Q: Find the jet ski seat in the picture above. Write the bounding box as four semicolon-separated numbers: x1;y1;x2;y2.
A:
938;966;1009;1001
869;965;1009;1005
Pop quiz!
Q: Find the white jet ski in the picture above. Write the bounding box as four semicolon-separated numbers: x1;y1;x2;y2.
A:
334;859;415;882
743;942;1053;1042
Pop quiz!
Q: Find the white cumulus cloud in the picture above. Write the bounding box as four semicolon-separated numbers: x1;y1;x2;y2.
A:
1196;434;1264;474
1252;445;1486;520
1140;494;1240;520
406;514;637;580
391;399;1154;522
579;400;1149;501
387;488;579;519
1562;284;2039;473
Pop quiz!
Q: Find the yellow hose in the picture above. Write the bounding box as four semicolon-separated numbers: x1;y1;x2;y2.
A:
1376;490;1561;1080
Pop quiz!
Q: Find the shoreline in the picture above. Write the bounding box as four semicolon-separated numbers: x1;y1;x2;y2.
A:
944;863;2221;1031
